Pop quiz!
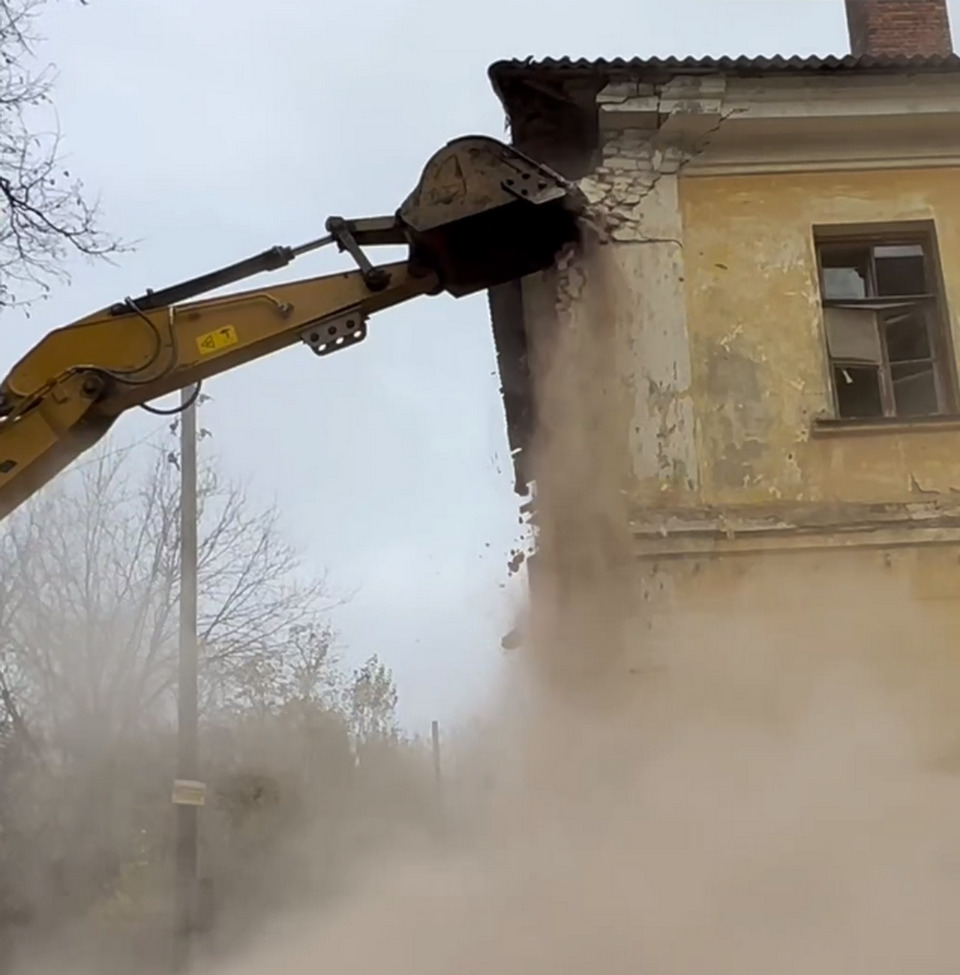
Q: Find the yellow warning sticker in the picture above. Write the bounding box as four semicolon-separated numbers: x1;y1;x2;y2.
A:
196;325;239;356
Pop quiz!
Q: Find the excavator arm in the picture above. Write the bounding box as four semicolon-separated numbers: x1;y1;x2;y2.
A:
0;136;583;521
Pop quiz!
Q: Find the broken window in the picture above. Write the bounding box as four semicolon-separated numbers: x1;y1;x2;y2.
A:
817;234;955;420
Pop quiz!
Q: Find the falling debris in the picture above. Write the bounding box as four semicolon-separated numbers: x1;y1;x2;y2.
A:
500;627;521;651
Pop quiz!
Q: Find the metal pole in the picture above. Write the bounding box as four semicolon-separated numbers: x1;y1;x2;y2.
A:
431;720;441;787
175;384;200;970
431;720;443;831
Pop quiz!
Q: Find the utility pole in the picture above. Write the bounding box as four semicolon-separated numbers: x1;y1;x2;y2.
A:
431;720;443;833
431;720;442;789
173;383;201;971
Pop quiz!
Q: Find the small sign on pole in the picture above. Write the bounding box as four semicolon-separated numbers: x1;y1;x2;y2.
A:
172;779;207;807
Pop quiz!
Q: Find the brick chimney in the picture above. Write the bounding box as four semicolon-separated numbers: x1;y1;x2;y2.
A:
845;0;954;58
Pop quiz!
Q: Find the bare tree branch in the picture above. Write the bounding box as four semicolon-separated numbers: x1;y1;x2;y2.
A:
0;0;126;308
0;431;346;751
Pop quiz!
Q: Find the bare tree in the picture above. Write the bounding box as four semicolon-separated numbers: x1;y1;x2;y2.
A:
0;430;432;966
0;0;122;307
347;655;399;744
0;429;340;756
0;427;344;933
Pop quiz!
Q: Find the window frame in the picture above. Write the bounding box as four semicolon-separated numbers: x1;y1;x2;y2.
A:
813;223;957;422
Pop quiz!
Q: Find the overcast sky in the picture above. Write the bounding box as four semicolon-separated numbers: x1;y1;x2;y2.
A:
2;0;954;730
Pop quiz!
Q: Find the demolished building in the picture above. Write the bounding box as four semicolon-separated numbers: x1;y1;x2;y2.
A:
488;0;960;686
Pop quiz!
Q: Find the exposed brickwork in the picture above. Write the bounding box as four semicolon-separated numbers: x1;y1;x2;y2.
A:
845;0;954;57
583;130;688;242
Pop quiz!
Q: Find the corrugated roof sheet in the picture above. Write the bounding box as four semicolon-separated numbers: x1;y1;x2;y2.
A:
489;53;960;80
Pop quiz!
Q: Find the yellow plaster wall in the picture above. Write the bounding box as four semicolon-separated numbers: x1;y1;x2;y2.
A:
680;167;960;507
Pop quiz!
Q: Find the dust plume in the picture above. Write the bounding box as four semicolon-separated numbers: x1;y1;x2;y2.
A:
13;227;960;974
194;225;960;974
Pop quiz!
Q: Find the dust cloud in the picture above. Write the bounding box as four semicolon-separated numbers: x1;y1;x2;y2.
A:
197;226;960;975
14;227;960;974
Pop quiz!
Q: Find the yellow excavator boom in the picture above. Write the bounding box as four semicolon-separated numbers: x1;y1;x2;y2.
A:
0;136;583;520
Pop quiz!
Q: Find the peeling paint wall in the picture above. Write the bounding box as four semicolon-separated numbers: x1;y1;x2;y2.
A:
522;144;960;552
536;126;702;507
682;167;960;507
510;72;960;679
498;66;960;703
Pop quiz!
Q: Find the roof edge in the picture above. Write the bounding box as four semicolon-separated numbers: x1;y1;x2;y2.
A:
488;52;960;85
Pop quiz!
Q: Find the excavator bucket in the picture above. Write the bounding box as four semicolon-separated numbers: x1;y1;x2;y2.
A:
398;136;584;297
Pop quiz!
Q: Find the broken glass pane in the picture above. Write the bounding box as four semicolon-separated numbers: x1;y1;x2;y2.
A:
874;244;926;296
820;245;869;300
892;361;939;417
884;308;931;362
825;307;882;363
834;365;884;419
